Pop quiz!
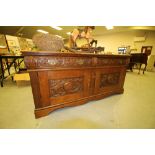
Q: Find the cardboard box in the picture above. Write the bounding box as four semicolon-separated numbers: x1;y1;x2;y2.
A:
14;73;30;86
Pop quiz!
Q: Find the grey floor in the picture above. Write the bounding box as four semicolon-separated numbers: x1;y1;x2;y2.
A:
0;70;155;129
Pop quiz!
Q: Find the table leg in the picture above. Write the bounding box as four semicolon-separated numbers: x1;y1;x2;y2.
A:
0;57;4;87
5;58;11;76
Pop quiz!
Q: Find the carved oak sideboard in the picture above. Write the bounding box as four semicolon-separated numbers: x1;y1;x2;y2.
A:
22;51;130;118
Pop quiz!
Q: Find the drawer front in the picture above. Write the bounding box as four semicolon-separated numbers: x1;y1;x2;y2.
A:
24;56;93;69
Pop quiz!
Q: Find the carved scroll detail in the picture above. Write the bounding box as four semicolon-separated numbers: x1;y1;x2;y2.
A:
49;77;84;97
24;56;129;69
24;56;92;69
97;58;126;66
100;72;120;88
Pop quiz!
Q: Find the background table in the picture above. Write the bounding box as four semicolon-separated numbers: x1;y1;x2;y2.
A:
0;54;24;87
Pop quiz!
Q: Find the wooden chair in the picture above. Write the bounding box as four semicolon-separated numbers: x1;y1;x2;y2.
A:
129;53;148;74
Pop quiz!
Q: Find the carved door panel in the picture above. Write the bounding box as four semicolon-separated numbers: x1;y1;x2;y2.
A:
45;69;91;106
94;67;126;94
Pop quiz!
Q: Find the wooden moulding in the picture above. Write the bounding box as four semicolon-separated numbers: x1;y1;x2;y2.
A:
34;88;124;118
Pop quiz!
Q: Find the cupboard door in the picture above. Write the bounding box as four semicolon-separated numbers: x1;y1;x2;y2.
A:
46;69;91;106
94;67;126;94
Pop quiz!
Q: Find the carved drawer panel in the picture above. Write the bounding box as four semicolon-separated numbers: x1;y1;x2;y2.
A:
97;58;127;66
24;56;92;69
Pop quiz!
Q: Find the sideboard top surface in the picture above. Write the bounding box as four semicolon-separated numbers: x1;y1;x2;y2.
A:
22;51;130;58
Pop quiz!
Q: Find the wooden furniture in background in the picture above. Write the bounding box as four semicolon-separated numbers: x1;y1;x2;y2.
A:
0;54;24;87
23;51;130;118
128;53;148;74
141;46;152;56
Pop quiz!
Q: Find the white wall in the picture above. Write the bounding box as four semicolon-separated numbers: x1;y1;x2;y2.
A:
94;30;155;55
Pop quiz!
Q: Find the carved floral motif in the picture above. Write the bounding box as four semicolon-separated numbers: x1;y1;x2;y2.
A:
97;58;126;66
100;72;120;88
49;77;84;97
24;56;92;69
24;56;129;69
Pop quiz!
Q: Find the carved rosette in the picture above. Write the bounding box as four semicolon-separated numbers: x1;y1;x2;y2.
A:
100;72;120;88
24;56;92;69
49;77;84;97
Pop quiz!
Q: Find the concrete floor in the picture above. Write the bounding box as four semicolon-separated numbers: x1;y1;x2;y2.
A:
0;70;155;129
